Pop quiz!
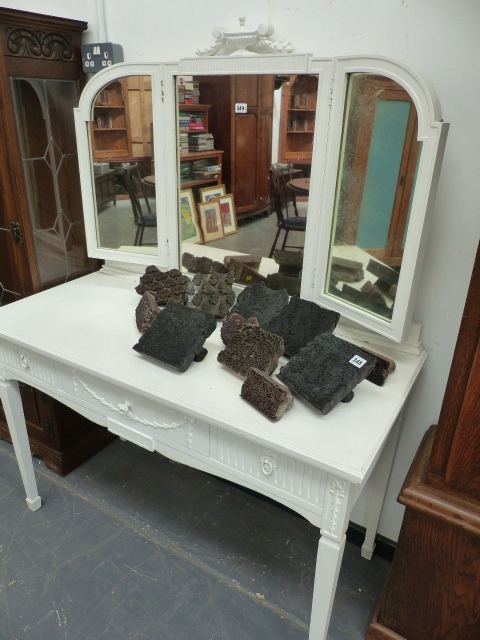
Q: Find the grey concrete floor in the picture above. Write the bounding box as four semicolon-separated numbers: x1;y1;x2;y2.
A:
0;436;389;640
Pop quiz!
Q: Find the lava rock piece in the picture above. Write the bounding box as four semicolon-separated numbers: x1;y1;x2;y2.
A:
339;284;393;320
277;333;377;414
132;302;216;372
190;271;236;318
229;282;289;327
359;346;396;386
217;325;284;377
361;280;388;307
366;259;399;287
263;297;340;357
135;265;194;306
266;272;301;297
241;367;294;421
220;313;259;344
224;254;262;280
135;291;159;333
274;249;303;276
331;256;364;282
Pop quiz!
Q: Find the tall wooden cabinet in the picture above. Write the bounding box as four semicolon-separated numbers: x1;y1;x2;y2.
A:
0;8;115;475
367;241;480;640
198;74;274;219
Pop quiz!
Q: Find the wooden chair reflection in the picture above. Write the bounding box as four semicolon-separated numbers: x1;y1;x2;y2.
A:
113;163;156;246
268;163;307;258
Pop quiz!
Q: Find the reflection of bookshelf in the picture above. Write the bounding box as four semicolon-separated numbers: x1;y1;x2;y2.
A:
92;79;132;161
179;149;224;189
278;74;318;165
178;103;223;190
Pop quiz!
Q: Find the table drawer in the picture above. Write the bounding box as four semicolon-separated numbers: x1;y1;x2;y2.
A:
0;341;58;388
210;426;327;510
62;367;210;456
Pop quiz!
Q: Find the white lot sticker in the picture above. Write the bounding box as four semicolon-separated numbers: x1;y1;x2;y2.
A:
349;355;367;368
235;103;247;113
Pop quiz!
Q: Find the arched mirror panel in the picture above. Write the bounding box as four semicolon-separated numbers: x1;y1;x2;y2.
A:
304;57;448;342
74;63;170;268
75;54;448;343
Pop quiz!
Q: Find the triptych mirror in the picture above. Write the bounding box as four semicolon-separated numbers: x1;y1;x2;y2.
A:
74;53;448;342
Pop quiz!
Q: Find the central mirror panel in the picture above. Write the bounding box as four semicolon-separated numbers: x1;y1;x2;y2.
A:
90;75;156;252
176;73;318;295
327;73;421;320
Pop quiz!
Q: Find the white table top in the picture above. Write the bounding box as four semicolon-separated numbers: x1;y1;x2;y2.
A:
0;270;426;484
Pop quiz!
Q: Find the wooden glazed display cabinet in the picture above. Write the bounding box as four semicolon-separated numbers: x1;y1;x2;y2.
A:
367;240;480;640
0;8;115;475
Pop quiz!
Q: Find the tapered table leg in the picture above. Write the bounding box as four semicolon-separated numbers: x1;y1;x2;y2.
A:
0;379;41;511
309;533;346;639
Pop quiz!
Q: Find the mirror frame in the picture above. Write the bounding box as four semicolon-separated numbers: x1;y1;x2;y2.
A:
303;56;449;342
75;54;448;343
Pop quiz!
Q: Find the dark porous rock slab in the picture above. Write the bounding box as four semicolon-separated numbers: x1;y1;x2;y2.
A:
135;265;194;306
220;313;259;344
366;259;399;286
263;297;340;357
277;333;377;414
339;284;393;320
358;346;396;387
132;302;217;372
190;271;236;318
361;280;388;307
182;252;214;274
331;256;364;283
241;367;294;421
217;325;284;377
274;249;303;276
266;272;301;297
224;254;262;280
234;264;266;286
135;291;159;333
229;281;289;327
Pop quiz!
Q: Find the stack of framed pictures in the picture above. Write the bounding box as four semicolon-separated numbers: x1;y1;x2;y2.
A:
179;184;238;244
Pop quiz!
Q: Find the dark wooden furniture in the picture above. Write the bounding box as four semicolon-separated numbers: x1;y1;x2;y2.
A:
278;74;318;167
92;78;132;160
0;8;115;475
95;170;116;209
197;74;274;220
269;164;307;257
287;177;310;197
367;240;480;640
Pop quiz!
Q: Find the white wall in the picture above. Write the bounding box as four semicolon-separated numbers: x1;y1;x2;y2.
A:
4;0;480;542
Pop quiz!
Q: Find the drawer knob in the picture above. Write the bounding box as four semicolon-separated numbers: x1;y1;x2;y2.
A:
260;454;277;476
20;354;30;369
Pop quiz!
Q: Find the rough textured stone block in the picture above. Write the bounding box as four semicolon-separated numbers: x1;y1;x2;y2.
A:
266;272;301;297
274;249;303;276
359;346;396;386
135;265;194;305
366;259;399;286
132;302;217;372
241;367;294;421
331;256;364;282
229;281;289;327
190;271;236;318
135;291;159;333
217;325;284;377
263;296;340;357
220;313;259;344
338;284;393;320
361;280;388;307
277;333;377;414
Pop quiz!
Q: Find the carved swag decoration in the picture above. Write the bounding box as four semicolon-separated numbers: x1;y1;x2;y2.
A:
5;27;73;61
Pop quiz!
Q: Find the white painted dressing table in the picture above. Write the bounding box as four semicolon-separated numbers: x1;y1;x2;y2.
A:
0;268;426;640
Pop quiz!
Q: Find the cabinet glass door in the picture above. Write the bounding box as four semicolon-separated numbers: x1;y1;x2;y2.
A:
11;78;92;288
